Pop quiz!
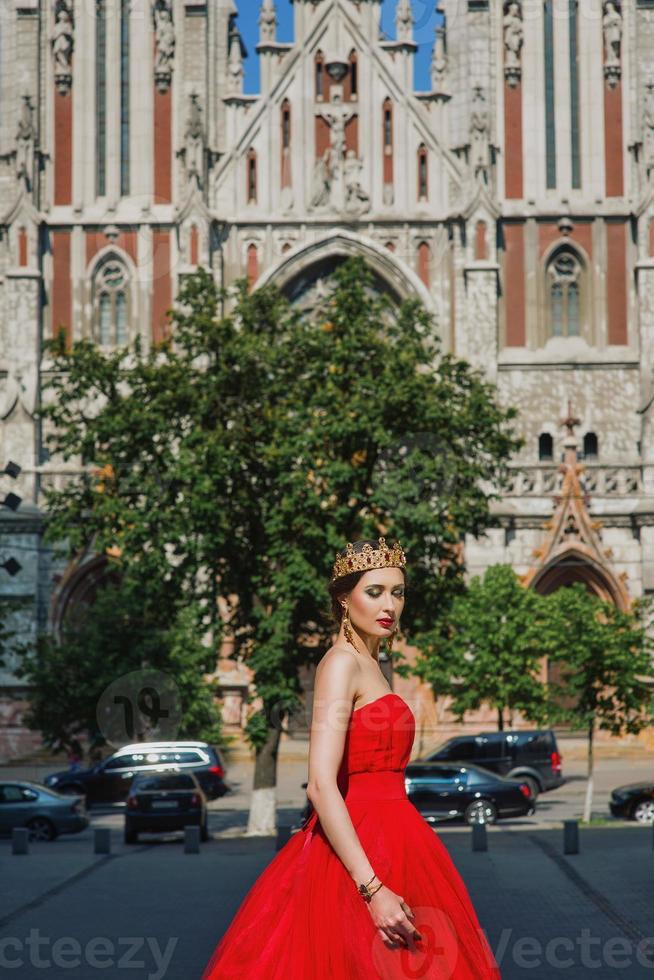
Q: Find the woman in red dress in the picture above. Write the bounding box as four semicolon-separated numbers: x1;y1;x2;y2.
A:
202;538;501;979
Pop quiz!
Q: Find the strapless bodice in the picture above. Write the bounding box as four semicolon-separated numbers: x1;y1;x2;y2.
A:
302;692;415;836
339;692;415;778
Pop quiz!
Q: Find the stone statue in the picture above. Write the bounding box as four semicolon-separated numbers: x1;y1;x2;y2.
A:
16;95;36;191
317;86;355;164
51;4;74;94
603;1;622;87
343;151;370;214
183;93;204;186
470;86;491;185
153;2;175;93
309;148;333;209
430;26;447;94
503;2;523;87
227;29;244;95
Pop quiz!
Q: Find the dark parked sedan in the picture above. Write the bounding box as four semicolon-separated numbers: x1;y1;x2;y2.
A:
404;762;536;824
124;771;208;843
44;740;229;804
0;781;88;841
609;781;654;824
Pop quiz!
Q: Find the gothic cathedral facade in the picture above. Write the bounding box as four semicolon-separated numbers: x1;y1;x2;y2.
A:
1;0;653;752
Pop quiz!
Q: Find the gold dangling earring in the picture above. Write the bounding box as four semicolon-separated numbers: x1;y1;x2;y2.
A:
342;604;354;646
387;627;396;655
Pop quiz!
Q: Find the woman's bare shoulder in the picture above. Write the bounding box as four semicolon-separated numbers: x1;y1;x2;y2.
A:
315;644;360;681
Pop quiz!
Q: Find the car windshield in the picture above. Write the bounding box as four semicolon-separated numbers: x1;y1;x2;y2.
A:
132;774;196;791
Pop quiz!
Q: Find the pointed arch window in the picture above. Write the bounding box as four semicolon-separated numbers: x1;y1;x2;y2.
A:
120;0;130;195
315;51;325;101
417;242;431;288
344;51;358;101
93;259;130;346
96;0;107;197
417;144;428;200
281;100;292;190
382;98;394;188
246;148;257;204
546;247;583;338
583;432;598;461
538;433;554;461
281;100;291;150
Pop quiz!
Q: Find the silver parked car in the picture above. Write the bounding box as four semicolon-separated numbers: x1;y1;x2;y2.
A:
0;781;89;841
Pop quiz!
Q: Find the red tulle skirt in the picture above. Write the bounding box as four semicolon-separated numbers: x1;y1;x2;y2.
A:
202;771;501;979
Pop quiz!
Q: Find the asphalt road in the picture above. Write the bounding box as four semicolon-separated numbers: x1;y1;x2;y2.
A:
1;822;653;979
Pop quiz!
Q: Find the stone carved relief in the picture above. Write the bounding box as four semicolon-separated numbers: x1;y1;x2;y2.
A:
465;270;497;374
51;1;74;95
153;0;175;94
641;80;654;187
603;1;622;88
179;93;205;188
470;86;491;186
503;2;523;88
309;85;369;216
0;279;39;419
15;95;37;192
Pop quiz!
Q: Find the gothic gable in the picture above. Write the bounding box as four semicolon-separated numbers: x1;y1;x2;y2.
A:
212;0;464;220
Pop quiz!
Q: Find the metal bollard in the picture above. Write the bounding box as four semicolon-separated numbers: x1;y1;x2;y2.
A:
471;823;488;852
12;828;29;855
94;828;111;854
184;826;201;854
276;824;293;851
564;819;579;854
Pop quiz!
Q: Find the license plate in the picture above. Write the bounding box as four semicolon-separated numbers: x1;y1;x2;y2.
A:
151;800;177;809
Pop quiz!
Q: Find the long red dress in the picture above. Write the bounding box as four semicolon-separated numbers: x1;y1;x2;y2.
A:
202;692;501;979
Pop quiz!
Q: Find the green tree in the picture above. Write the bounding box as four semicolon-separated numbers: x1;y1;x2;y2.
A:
36;256;521;833
409;564;552;735
542;583;654;823
15;576;223;756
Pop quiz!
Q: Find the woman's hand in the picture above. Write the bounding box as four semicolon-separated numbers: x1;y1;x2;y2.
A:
367;885;422;950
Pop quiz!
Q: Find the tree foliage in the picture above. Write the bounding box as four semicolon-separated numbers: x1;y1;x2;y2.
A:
15;576;223;753
410;564;552;730
35;257;521;819
542;583;654;821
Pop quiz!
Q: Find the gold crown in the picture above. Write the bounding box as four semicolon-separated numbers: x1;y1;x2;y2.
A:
331;537;407;582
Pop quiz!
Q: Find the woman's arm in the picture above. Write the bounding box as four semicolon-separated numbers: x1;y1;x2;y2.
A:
306;649;421;950
306;648;376;887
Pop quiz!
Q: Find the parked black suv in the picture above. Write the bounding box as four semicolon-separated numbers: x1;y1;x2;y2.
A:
420;730;563;799
44;741;229;804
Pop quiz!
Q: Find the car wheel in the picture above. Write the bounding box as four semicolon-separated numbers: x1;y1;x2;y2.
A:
522;777;540;801
632;799;654;824
27;817;57;842
124;826;138;844
200;819;209;843
464;800;498;826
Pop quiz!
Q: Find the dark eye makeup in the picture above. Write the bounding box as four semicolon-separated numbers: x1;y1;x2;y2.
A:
365;587;405;597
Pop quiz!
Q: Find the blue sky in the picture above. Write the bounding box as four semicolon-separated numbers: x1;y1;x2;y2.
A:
237;0;442;94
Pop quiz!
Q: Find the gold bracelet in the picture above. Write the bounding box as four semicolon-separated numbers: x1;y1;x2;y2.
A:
358;876;382;902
